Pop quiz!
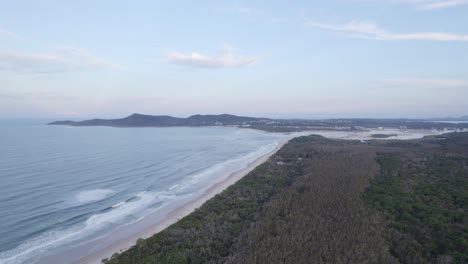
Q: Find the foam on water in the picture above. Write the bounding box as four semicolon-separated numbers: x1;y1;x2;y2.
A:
71;189;115;205
0;191;176;264
168;184;179;191
111;201;125;208
0;225;84;264
84;191;160;228
170;142;279;195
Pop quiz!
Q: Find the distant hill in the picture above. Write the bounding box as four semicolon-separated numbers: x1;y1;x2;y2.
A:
48;120;76;125
48;113;268;127
48;113;468;131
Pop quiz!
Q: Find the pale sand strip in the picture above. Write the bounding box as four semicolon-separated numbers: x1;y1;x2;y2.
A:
72;139;289;264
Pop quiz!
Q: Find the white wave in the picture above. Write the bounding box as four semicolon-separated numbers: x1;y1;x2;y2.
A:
169;142;279;195
0;225;84;264
71;189;115;205
0;190;175;264
168;184;179;191
111;201;125;208
84;191;162;228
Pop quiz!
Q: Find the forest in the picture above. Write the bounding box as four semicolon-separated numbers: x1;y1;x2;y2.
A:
105;133;468;264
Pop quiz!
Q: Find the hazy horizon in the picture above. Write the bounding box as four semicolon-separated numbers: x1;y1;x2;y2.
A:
1;1;467;119
1;112;467;121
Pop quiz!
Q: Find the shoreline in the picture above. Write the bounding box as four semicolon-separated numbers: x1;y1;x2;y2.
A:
44;139;289;264
26;129;456;264
31;128;447;264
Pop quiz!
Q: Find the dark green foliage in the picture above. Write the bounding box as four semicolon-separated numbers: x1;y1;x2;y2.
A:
107;132;468;264
226;148;397;264
290;134;329;143
363;154;468;263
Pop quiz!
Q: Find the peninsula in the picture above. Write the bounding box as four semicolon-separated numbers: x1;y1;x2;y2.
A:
48;113;468;132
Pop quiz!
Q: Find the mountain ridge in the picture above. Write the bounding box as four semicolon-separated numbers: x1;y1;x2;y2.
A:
48;113;268;127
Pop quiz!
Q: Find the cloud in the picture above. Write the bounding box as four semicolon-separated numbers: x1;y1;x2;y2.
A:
114;96;163;104
55;46;120;70
382;0;468;9
0;92;77;101
0;28;21;38
421;0;468;9
382;78;468;88
223;6;285;24
0;53;64;73
230;6;264;16
0;26;119;73
166;46;258;68
305;19;468;42
0;47;119;73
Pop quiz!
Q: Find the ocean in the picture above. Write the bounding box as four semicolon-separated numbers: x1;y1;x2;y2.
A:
0;120;289;264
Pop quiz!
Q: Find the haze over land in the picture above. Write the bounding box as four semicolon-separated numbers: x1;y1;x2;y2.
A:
1;1;467;119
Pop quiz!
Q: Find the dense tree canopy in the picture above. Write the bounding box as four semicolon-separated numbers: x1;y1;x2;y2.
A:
106;133;468;264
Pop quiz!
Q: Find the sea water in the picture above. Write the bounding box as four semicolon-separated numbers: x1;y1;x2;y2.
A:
0;120;289;264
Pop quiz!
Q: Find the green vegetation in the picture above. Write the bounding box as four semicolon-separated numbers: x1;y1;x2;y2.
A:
106;132;468;264
363;154;468;263
226;139;396;264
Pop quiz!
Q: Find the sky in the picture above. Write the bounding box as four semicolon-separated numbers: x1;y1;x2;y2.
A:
0;0;467;119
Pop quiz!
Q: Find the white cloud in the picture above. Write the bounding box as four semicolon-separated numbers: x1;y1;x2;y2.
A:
224;6;285;24
0;53;63;72
54;46;120;70
166;46;258;68
0;47;119;73
0;92;77;101
0;26;119;73
230;6;263;16
421;0;468;9
0;28;21;38
115;96;163;104
382;78;468;88
369;0;468;9
305;19;468;42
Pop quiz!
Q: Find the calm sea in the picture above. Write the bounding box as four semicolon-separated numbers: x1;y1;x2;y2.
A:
0;120;289;264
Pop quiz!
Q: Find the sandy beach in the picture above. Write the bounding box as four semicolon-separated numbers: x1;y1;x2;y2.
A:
38;139;290;264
